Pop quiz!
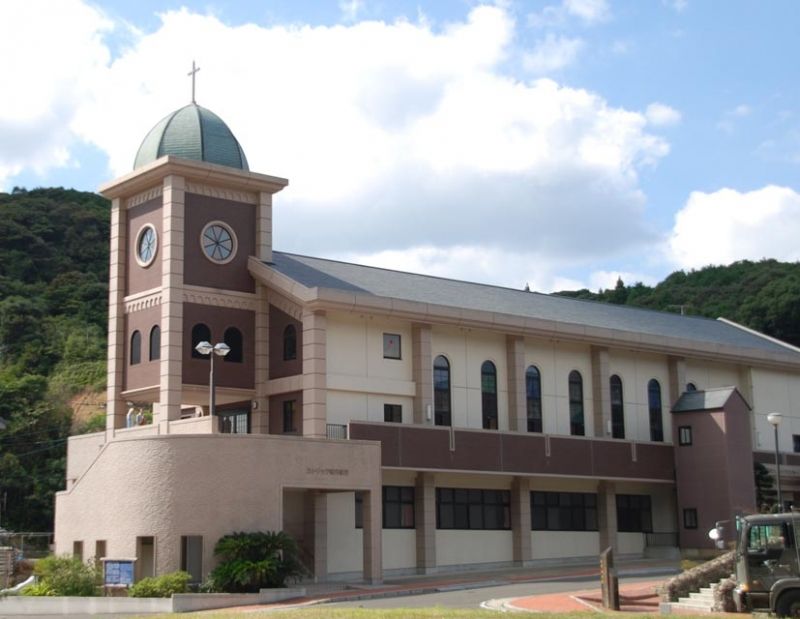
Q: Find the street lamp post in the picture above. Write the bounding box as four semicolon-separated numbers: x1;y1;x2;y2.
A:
194;341;231;418
768;412;783;512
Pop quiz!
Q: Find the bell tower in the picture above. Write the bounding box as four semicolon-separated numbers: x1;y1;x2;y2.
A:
100;82;287;436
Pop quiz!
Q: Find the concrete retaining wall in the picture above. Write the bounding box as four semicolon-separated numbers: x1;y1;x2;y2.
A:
0;587;306;615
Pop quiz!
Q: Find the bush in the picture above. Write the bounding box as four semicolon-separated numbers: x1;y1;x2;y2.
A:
25;555;98;596
208;531;307;593
659;550;735;602
128;571;191;598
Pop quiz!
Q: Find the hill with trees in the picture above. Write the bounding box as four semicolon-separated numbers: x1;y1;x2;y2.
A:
0;186;799;532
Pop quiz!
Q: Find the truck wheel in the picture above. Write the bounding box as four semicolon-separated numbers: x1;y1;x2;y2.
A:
776;591;800;617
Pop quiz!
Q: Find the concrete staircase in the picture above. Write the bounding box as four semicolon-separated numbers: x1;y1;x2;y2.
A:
670;586;717;613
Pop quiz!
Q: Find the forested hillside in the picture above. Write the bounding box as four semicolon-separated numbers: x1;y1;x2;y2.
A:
1;186;800;532
0;188;108;531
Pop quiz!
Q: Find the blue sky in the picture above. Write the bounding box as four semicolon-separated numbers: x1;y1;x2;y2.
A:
2;0;799;292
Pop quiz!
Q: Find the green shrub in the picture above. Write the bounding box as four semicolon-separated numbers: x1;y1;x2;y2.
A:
20;581;55;596
208;531;308;593
28;555;98;596
128;571;191;598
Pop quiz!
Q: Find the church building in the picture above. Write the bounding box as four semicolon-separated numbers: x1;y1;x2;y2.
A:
54;93;800;584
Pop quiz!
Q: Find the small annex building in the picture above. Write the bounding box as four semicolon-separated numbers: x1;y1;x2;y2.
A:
54;95;800;584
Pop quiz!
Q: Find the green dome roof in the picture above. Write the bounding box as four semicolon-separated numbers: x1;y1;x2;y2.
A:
134;103;249;171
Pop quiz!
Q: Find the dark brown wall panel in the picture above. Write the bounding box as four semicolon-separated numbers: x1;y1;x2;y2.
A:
124;305;161;391
182;302;255;389
183;193;255;293
269;305;303;379
126;198;162;295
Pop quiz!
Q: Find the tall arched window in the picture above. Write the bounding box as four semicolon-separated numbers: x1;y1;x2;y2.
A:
648;379;663;442
481;361;498;430
149;325;160;361
191;323;211;359
433;355;451;426
224;327;243;363
130;330;141;365
526;366;542;433
283;324;297;361
610;374;625;439
568;371;584;436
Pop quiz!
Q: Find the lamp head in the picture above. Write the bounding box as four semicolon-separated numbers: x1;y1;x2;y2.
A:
195;341;213;355
213;342;231;357
768;412;783;427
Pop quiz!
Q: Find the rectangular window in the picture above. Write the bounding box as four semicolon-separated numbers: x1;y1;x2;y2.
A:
794;435;800;453
384;404;402;423
678;426;692;446
355;493;363;529
94;540;106;565
436;488;511;530
180;536;203;583
73;541;83;561
531;491;598;531
616;494;653;533
383;333;401;359
383;486;415;528
283;400;296;433
683;508;698;530
219;410;249;434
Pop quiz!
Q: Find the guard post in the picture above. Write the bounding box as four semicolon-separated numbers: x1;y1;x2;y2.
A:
600;546;620;610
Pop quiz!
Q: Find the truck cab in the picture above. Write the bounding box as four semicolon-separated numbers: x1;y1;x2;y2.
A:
735;513;800;616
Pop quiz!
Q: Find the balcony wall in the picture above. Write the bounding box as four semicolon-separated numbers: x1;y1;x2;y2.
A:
349;422;675;482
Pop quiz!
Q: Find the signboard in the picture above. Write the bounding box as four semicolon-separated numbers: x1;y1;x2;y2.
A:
103;560;135;587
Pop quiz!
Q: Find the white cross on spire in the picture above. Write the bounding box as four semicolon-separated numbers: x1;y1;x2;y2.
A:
188;60;200;103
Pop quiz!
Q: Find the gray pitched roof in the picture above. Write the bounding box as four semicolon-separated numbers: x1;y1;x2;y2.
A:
672;387;746;413
268;251;799;358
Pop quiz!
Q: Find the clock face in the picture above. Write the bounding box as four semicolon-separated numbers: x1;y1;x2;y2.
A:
383;333;401;359
135;224;157;267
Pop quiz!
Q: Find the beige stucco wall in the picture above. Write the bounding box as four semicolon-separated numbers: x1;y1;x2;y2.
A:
685;360;740;393
55;434;381;580
436;531;514;566
531;531;599;559
750;367;800;450
617;532;645;555
607;351;672;443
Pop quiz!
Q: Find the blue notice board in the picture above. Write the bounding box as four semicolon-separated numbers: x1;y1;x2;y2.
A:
104;560;135;586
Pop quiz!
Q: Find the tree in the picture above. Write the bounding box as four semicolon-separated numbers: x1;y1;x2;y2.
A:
754;461;776;512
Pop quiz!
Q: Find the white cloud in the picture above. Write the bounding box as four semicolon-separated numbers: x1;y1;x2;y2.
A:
529;0;610;27
0;0;112;186
523;34;584;73
339;0;365;22
668;185;800;269
588;270;658;291
645;103;682;127
4;2;673;291
717;103;751;133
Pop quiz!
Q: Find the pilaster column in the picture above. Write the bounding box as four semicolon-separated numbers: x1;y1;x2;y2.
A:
257;191;273;263
415;472;437;573
412;324;433;425
362;488;383;584
668;356;687;407
511;477;532;565
597;480;618;553
313;492;328;582
251;283;269;433
106;197;127;436
506;335;526;432
591;346;611;438
302;310;327;438
158;175;185;430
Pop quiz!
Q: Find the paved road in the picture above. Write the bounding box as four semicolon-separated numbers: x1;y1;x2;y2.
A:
326;573;665;610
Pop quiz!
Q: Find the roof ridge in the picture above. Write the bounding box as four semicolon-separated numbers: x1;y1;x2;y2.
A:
272;250;724;325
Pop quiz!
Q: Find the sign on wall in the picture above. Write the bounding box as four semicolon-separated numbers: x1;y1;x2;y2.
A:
103;559;135;587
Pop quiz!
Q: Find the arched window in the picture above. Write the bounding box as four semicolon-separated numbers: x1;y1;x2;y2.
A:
433;355;451;427
130;330;141;365
191;323;211;359
526;366;542;433
648;379;663;442
224;327;243;363
568;371;584;436
149;325;160;361
481;361;498;430
283;324;297;361
610;375;625;439
686;382;697;392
